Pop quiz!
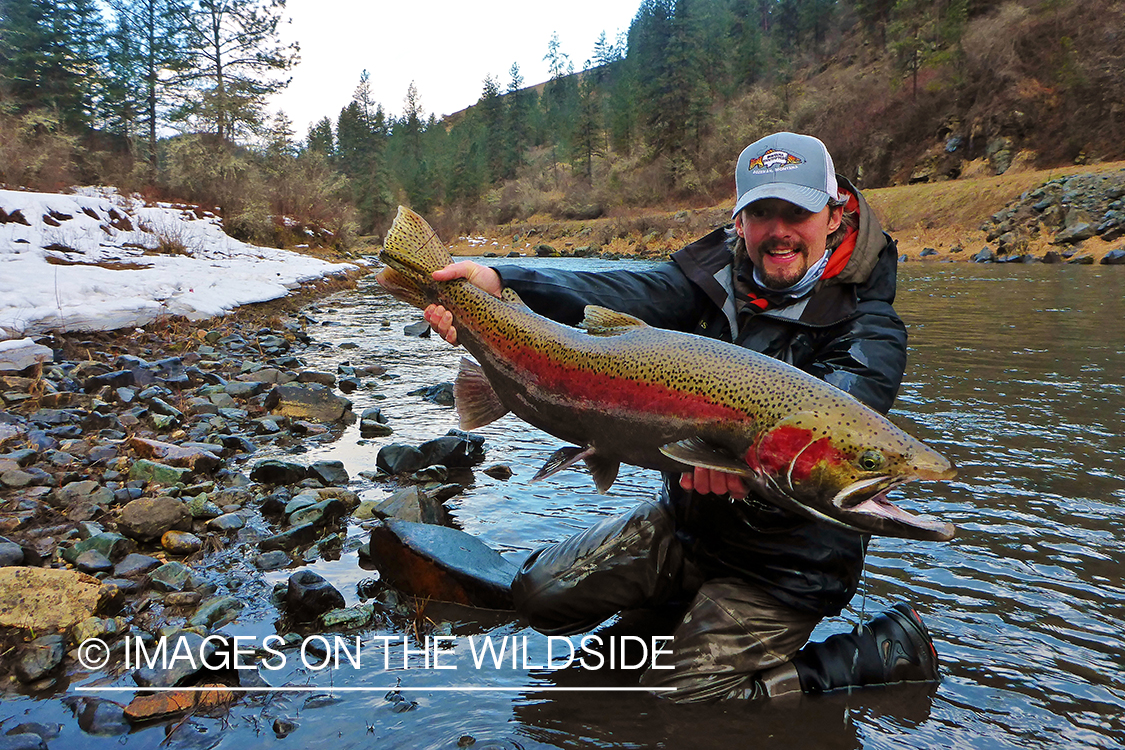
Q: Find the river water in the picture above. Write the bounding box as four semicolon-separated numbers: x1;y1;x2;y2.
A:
7;260;1125;749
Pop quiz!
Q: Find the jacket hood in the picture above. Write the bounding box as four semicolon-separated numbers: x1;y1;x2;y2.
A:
831;175;889;286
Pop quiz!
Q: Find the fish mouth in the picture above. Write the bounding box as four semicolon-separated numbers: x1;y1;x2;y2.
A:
831;476;955;542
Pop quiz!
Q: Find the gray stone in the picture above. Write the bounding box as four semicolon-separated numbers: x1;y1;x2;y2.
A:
119;496;191;541
372;486;450;526
188;595;244;629
376;444;426;475
258;523;319;551
263;383;351;422
250;459;307;485
206;513;244;532
309;459;348;486
297;370;335;386
285;570;344;620
0;541;24;566
62;532;135;564
319;602;376;630
1101;248;1125;265
132;631;217;687
62;696;130;736
0;733;48;750
253;550;290;570
288;497;347;527
148;561;195;592
15;634;66;683
0;339;53;373
114;553;162;578
75;549;114;575
129;459;192;485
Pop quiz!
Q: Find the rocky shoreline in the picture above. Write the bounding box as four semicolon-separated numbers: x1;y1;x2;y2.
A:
0;288;511;743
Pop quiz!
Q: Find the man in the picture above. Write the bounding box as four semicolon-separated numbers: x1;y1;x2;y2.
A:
423;132;940;703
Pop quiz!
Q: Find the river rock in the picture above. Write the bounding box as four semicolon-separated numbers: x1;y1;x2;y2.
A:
114;553;162;578
1101;248;1125;265
376;444;426;475
62;532;134;564
297;370;336;386
127;437;220;473
148;561;196;592
403;321;431;337
75;549;114;575
15;634;66;683
250;459;307;485
0;734;48;750
132;631;218;687
0;567;105;631
206;512;245;532
972;247;995;263
62;696;130;736
119;496;192;541
257;522;319;551
285;570;345;620
308;459;348;486
482;464;514;480
372;486;450;526
368;519;517;609
161;530;202;555
188;595;244;629
124;685;237;724
253;550;290;570
408;382;454;406
129;458;192;485
419;431;486;468
263;383;351;422
0;339;53;373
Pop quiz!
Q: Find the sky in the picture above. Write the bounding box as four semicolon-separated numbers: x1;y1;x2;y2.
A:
0;188;354;344
269;0;643;137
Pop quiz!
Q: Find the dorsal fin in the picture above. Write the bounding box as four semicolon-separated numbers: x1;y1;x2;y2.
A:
501;287;530;308
580;305;648;336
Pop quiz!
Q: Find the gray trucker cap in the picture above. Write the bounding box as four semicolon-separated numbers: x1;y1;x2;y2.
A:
732;132;842;217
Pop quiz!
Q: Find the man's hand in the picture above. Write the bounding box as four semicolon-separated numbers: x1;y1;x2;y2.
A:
679;467;748;499
423;261;503;345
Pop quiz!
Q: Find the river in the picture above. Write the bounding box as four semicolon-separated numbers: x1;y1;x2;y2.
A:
7;260;1124;749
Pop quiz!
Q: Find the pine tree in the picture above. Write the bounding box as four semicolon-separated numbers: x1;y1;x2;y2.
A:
176;0;299;142
306;116;334;155
503;62;534;176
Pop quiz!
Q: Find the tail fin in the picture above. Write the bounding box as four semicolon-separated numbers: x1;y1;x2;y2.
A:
381;206;452;276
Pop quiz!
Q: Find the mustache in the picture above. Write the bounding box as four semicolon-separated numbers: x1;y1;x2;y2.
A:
758;238;807;254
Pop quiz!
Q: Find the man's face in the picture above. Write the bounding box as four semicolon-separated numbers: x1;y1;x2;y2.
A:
735;199;843;290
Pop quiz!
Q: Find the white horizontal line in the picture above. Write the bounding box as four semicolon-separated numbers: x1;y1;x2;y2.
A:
78;686;671;693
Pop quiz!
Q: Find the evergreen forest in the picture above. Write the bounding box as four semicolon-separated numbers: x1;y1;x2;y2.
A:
2;0;1122;245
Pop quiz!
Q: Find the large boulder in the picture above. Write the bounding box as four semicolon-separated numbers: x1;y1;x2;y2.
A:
0;567;107;631
367;519;517;609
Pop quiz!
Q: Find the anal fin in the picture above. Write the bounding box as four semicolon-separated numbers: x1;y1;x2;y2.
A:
454;357;510;430
532;445;621;494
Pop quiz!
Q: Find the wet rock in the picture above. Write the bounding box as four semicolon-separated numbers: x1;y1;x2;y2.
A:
273;717;298;738
124;685;236;724
15;634;66;683
62;696;130;736
0;734;48;750
483;464;513;480
263;383;351;422
164;591;203;607
376;444;426;475
114;553;162;578
369;519;517;608
972;247;995;263
148;561;196;592
403;321;431;337
297;370;335;387
0;567;105;630
309;459;348;486
4;725;60;746
253;550;290;570
75;549;114;574
371;486;450;525
408;382;454;406
71;615;120;645
1067;254;1094;265
285;570;345;619
62;532;135;564
185;495;223;519
320;602;376;629
132;631;217;687
119;496;192;541
258;522;319;551
250;458;307;485
161;530;202;555
206;512;245;532
188;595;244;629
420;431;486;468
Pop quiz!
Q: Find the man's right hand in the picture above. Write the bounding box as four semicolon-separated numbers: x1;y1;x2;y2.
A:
423;261;502;345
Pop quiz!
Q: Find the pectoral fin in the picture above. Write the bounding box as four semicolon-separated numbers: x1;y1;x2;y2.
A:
580;305;648;336
660;437;755;477
454;357;510;430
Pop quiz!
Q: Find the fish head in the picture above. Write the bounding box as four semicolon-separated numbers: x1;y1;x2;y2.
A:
747;410;957;541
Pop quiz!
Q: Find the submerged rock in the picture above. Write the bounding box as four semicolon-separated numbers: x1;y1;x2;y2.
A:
285;570;345;620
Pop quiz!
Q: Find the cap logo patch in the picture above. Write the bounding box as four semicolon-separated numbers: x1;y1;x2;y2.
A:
747;148;805;173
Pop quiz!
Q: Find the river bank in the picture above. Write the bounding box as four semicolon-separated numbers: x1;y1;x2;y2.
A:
444;161;1125;265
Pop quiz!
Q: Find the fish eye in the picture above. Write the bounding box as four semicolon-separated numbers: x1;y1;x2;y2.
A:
858;450;885;472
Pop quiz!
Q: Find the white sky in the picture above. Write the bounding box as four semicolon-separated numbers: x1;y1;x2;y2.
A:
269;0;641;136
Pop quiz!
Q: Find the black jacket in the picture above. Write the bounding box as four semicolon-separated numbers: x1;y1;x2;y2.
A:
494;181;907;616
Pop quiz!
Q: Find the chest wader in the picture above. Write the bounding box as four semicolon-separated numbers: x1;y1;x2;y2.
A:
511;496;940;703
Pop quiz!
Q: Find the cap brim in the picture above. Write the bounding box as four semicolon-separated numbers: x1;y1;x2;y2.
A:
732;183;830;217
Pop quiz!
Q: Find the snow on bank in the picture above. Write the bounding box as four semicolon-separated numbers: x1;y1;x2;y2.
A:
0;187;356;341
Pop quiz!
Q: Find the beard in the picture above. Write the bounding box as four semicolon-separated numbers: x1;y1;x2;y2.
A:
755;238;809;289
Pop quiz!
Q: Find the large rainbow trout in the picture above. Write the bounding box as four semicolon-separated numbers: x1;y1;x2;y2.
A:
376;207;957;541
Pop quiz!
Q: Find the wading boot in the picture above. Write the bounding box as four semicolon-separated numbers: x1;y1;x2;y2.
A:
757;603;940;697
